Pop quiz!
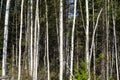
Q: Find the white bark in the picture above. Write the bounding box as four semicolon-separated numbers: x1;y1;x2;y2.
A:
85;0;90;80
59;0;63;80
112;2;119;79
45;0;50;80
33;6;37;80
36;3;40;79
33;0;40;79
30;0;33;76
90;9;103;61
2;0;11;78
70;0;77;80
18;0;24;80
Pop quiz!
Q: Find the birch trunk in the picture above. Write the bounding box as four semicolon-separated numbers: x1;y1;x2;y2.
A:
90;9;103;61
85;0;90;80
18;0;24;80
2;0;11;78
30;0;33;76
36;3;40;79
59;0;63;80
112;1;119;79
70;0;77;80
33;0;40;79
33;5;37;80
45;0;50;80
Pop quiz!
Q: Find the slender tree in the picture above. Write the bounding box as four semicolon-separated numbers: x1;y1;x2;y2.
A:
30;0;33;76
33;0;40;80
70;0;77;80
18;0;24;80
59;0;63;80
45;0;50;80
33;2;37;80
85;0;90;80
2;0;11;78
112;1;119;79
36;0;40;78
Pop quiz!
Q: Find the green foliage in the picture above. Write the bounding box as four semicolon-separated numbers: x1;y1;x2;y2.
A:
109;76;115;80
73;61;87;80
96;53;104;63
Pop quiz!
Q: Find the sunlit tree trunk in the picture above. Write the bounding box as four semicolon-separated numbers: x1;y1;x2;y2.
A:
90;8;103;80
30;0;33;76
70;0;77;80
33;0;39;80
18;0;24;80
90;8;103;60
85;0;90;80
112;1;119;79
2;0;11;78
36;2;40;79
45;0;50;80
33;5;37;80
59;0;63;80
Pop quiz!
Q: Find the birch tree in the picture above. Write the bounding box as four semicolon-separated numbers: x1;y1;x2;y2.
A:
45;0;50;80
18;0;24;80
33;3;37;80
85;0;90;80
112;1;119;79
59;0;63;80
30;0;33;76
36;1;40;78
33;0;40;79
2;0;11;78
70;0;77;80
